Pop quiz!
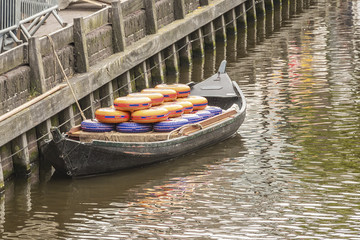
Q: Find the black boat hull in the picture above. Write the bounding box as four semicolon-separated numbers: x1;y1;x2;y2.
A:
43;60;247;177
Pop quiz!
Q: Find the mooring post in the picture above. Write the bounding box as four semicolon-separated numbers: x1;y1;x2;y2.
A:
174;0;186;20
164;44;179;77
144;0;158;35
237;3;248;57
246;0;257;23
265;0;274;35
214;15;227;42
203;22;216;50
290;0;297;16
237;3;247;30
111;0;126;53
256;0;266;19
274;0;282;30
99;82;114;107
11;134;31;175
28;37;46;94
133;63;148;91
124;71;134;93
0;144;12;180
73;17;89;73
150;53;165;86
178;36;192;67
191;29;205;57
282;0;290;20
36;119;52;149
225;9;237;36
227;32;237;62
26;128;39;163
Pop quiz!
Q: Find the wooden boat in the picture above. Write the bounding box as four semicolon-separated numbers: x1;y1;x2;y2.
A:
43;60;247;177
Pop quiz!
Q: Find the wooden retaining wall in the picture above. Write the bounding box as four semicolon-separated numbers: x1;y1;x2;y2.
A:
0;0;313;189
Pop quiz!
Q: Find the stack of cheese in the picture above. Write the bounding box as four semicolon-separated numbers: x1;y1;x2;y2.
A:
81;83;222;133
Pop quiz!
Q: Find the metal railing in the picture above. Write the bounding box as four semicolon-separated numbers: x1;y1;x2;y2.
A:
0;0;65;53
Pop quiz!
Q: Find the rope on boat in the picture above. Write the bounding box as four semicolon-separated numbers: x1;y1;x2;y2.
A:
0;1;263;163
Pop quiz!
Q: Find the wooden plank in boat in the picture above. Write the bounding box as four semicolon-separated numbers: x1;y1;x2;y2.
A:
180;109;237;136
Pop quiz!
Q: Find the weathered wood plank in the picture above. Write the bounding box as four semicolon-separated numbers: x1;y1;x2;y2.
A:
144;0;158;34
39;25;73;56
73;17;90;73
0;44;28;75
28;37;46;94
111;0;126;53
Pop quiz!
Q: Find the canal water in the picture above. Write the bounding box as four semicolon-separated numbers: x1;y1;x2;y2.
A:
1;0;360;239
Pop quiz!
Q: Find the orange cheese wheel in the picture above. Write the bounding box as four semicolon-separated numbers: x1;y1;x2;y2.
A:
95;108;130;123
131;107;169;123
160;103;184;118
127;92;164;106
177;96;208;110
174;100;193;114
155;84;191;98
141;88;177;102
113;96;152;112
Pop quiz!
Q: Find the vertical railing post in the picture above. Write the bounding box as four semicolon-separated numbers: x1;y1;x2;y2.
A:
28;37;46;94
144;0;158;35
73;17;89;73
111;0;126;53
